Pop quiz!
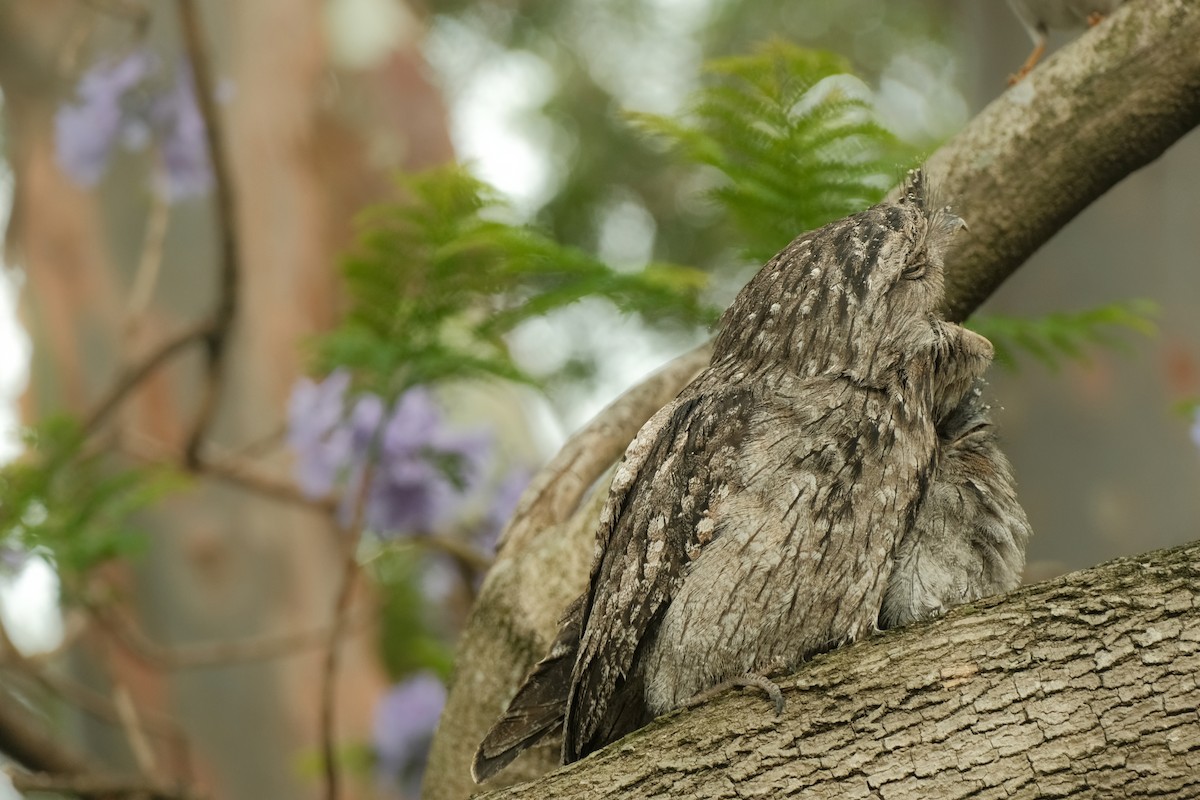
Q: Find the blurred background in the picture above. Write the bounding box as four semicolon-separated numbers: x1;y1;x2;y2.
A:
0;1;1197;798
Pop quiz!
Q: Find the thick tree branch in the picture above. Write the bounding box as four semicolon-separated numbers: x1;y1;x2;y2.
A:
481;540;1200;799
923;0;1200;321
424;2;1200;798
0;683;98;776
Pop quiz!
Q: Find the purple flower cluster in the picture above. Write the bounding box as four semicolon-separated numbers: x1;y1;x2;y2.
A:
372;673;446;796
287;371;492;536
54;50;214;200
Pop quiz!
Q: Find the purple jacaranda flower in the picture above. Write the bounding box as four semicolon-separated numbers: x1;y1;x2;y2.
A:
54;49;214;200
55;51;155;186
363;388;491;535
287;370;354;497
373;673;446;797
287;375;492;535
151;65;213;199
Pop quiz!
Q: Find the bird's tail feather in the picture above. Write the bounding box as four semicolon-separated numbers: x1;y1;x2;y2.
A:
471;598;582;783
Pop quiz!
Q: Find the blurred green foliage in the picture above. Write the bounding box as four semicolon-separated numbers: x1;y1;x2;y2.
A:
313;166;715;399
631;40;917;263
0;417;176;592
969;300;1157;371
369;544;456;682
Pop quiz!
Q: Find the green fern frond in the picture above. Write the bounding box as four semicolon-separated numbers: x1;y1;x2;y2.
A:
315;166;716;397
0;417;179;586
968;300;1157;370
630;39;920;262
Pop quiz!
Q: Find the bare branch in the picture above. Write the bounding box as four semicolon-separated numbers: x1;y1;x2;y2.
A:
920;0;1200;322
121;433;336;513
177;0;242;467
83;321;212;433
7;769;198;800
89;601;373;670
0;683;97;775
320;467;375;800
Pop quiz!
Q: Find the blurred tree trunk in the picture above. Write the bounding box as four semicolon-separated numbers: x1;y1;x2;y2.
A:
0;1;452;797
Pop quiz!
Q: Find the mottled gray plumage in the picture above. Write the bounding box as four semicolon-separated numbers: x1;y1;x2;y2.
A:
472;172;1029;783
880;378;1031;628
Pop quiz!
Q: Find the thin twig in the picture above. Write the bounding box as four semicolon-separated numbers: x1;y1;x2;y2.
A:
319;467;374;800
89;602;373;670
7;769;196;800
112;684;157;776
0;659;189;756
121;433;336;512
177;0;241;467
229;425;286;459
126;190;171;328
411;534;493;574
83;321;213;433
0;615;183;744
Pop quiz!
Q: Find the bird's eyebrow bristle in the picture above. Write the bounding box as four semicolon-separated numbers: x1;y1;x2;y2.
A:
901;168;927;211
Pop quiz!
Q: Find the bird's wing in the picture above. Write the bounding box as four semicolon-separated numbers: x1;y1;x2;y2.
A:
471;597;584;783
562;377;756;761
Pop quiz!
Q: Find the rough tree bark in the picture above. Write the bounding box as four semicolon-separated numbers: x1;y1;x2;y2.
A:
425;0;1200;797
482;539;1200;799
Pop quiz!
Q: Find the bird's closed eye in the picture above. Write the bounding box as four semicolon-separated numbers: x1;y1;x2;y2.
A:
901;260;926;280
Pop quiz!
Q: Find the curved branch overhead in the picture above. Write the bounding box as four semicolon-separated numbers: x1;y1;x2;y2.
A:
930;0;1200;321
425;1;1200;797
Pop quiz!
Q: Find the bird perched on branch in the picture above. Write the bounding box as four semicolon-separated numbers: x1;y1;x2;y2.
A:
472;171;1030;782
1006;0;1125;82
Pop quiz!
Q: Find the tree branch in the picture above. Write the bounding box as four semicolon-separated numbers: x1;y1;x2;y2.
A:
0;683;98;776
424;1;1200;797
921;0;1200;322
7;769;197;800
320;466;375;800
83;321;212;433
178;0;241;467
89;599;373;670
480;539;1200;799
